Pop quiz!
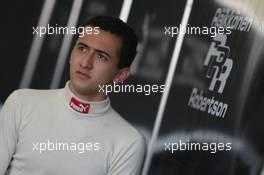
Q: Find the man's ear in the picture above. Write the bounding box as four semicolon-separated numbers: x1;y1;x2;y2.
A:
113;68;131;84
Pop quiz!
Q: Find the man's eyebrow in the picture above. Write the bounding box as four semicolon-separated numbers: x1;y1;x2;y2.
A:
96;49;111;58
77;42;111;58
77;42;87;47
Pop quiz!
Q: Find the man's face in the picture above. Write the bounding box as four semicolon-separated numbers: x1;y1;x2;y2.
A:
69;26;125;99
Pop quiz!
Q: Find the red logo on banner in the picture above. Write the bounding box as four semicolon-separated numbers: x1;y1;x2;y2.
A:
69;97;90;114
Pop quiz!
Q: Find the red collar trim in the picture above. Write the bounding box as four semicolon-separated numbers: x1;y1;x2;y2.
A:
69;97;90;114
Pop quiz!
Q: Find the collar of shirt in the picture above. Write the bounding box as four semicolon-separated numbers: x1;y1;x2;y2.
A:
60;81;111;117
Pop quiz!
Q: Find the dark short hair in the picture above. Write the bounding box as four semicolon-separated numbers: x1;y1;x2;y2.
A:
74;16;138;69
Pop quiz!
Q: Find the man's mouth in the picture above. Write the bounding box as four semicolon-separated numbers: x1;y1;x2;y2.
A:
76;71;91;80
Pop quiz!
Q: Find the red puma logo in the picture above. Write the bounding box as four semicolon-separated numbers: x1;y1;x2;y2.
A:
69;97;90;114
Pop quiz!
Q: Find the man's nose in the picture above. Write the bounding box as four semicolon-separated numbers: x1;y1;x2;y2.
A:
80;52;94;69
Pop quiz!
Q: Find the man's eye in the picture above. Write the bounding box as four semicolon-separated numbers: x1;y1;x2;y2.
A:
78;46;86;52
97;54;108;61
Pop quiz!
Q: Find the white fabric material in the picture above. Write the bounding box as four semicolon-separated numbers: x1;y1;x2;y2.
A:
0;83;146;175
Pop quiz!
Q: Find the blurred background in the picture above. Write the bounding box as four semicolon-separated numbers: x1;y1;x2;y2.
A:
0;0;264;174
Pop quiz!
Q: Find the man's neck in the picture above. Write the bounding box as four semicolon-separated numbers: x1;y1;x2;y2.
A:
68;82;107;102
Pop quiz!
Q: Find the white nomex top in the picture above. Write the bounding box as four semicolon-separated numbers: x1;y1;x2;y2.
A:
0;82;146;175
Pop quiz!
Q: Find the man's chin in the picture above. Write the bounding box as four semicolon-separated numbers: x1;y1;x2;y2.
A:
75;82;97;94
71;78;90;87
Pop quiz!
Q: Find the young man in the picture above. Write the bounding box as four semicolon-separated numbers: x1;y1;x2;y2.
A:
0;16;146;175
